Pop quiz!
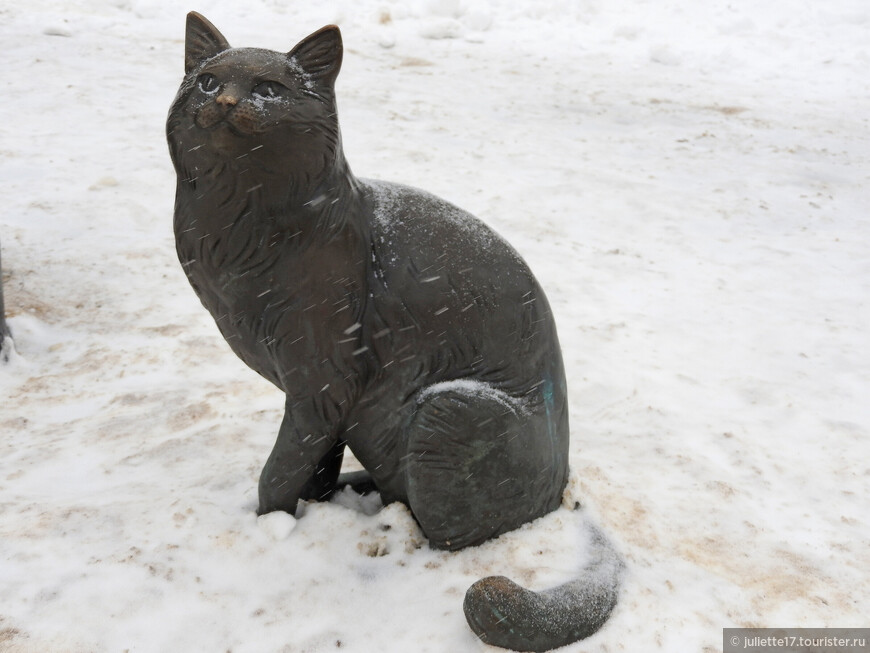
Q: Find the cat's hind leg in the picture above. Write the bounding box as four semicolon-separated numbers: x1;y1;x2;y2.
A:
403;381;568;551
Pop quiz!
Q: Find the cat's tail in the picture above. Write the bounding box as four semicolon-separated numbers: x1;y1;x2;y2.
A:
463;522;624;652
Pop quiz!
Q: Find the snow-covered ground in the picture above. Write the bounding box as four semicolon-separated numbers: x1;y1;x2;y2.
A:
1;1;868;651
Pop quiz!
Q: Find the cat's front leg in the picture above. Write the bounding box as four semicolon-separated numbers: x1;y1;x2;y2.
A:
297;439;347;502
257;398;342;516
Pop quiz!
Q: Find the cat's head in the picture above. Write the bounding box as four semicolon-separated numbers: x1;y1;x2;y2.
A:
168;13;344;186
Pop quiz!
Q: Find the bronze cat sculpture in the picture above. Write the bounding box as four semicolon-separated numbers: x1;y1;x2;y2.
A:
167;13;621;651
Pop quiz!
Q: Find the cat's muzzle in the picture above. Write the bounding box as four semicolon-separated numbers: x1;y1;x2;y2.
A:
195;102;258;137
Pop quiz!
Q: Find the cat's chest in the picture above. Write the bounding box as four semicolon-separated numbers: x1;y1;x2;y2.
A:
177;220;368;397
177;206;366;339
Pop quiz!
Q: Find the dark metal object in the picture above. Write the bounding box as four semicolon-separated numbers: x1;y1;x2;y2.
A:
0;242;10;356
167;13;620;650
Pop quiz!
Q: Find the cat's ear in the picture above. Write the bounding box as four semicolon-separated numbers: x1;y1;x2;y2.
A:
185;12;230;74
288;25;343;86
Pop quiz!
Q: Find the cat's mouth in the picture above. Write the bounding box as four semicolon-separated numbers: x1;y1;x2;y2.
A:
195;105;259;138
198;117;256;138
212;120;251;137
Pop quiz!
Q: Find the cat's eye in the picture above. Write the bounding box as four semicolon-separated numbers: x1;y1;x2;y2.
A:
197;74;220;94
252;81;287;100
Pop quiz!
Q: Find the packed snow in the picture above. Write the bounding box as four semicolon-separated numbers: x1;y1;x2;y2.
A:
1;0;868;651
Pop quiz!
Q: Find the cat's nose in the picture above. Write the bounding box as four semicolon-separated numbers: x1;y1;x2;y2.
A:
216;94;238;107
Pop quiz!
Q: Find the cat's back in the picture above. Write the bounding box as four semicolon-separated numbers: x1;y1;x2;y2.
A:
361;179;534;296
359;179;561;378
